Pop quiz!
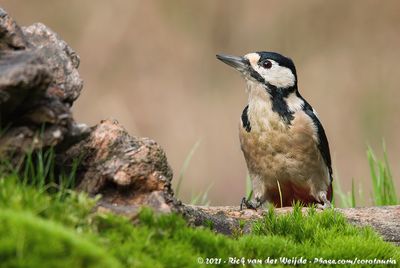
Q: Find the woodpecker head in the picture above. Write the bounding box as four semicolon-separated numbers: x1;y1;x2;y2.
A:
216;51;297;92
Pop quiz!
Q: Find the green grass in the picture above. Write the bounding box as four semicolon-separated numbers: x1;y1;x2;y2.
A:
174;139;213;205
0;148;399;267
335;143;399;208
190;183;213;206
0;174;399;267
175;139;202;198
1;173;399;267
367;143;398;205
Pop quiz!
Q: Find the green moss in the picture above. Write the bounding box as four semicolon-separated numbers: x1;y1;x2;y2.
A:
0;175;399;267
94;207;398;267
0;210;120;268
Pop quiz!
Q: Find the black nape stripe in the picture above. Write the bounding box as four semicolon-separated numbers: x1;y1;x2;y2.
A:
241;105;251;132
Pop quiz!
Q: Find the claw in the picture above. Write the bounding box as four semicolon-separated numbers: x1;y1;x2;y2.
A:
240;197;245;210
317;202;331;210
317;192;332;210
240;197;256;210
240;197;262;210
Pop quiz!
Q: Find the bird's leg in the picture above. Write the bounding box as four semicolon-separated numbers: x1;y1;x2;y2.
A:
317;191;332;210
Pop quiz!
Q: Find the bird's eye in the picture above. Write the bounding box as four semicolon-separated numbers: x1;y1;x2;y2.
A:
262;60;272;69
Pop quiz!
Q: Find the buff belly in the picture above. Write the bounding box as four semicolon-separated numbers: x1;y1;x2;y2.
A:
239;110;331;207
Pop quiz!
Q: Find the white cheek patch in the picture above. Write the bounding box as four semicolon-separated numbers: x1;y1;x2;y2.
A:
255;61;295;88
244;54;296;88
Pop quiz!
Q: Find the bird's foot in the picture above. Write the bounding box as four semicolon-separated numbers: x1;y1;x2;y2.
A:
240;197;255;210
317;192;332;210
317;201;331;210
240;197;262;211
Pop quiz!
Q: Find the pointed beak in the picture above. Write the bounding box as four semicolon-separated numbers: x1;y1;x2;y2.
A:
216;54;249;72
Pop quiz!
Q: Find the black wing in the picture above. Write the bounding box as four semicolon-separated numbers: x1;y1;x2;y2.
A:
302;101;333;182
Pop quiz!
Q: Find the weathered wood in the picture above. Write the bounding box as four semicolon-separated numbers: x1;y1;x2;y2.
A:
60;119;179;213
336;206;400;245
0;8;87;157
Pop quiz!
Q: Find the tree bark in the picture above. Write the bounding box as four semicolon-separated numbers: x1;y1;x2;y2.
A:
0;8;87;158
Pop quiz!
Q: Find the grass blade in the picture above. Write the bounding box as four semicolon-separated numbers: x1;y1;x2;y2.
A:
367;145;398;206
175;139;201;197
351;178;356;208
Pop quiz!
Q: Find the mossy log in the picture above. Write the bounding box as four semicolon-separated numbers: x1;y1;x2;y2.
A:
96;201;400;245
181;205;400;245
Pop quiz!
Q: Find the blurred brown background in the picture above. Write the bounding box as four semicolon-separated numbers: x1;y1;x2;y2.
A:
2;0;399;206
